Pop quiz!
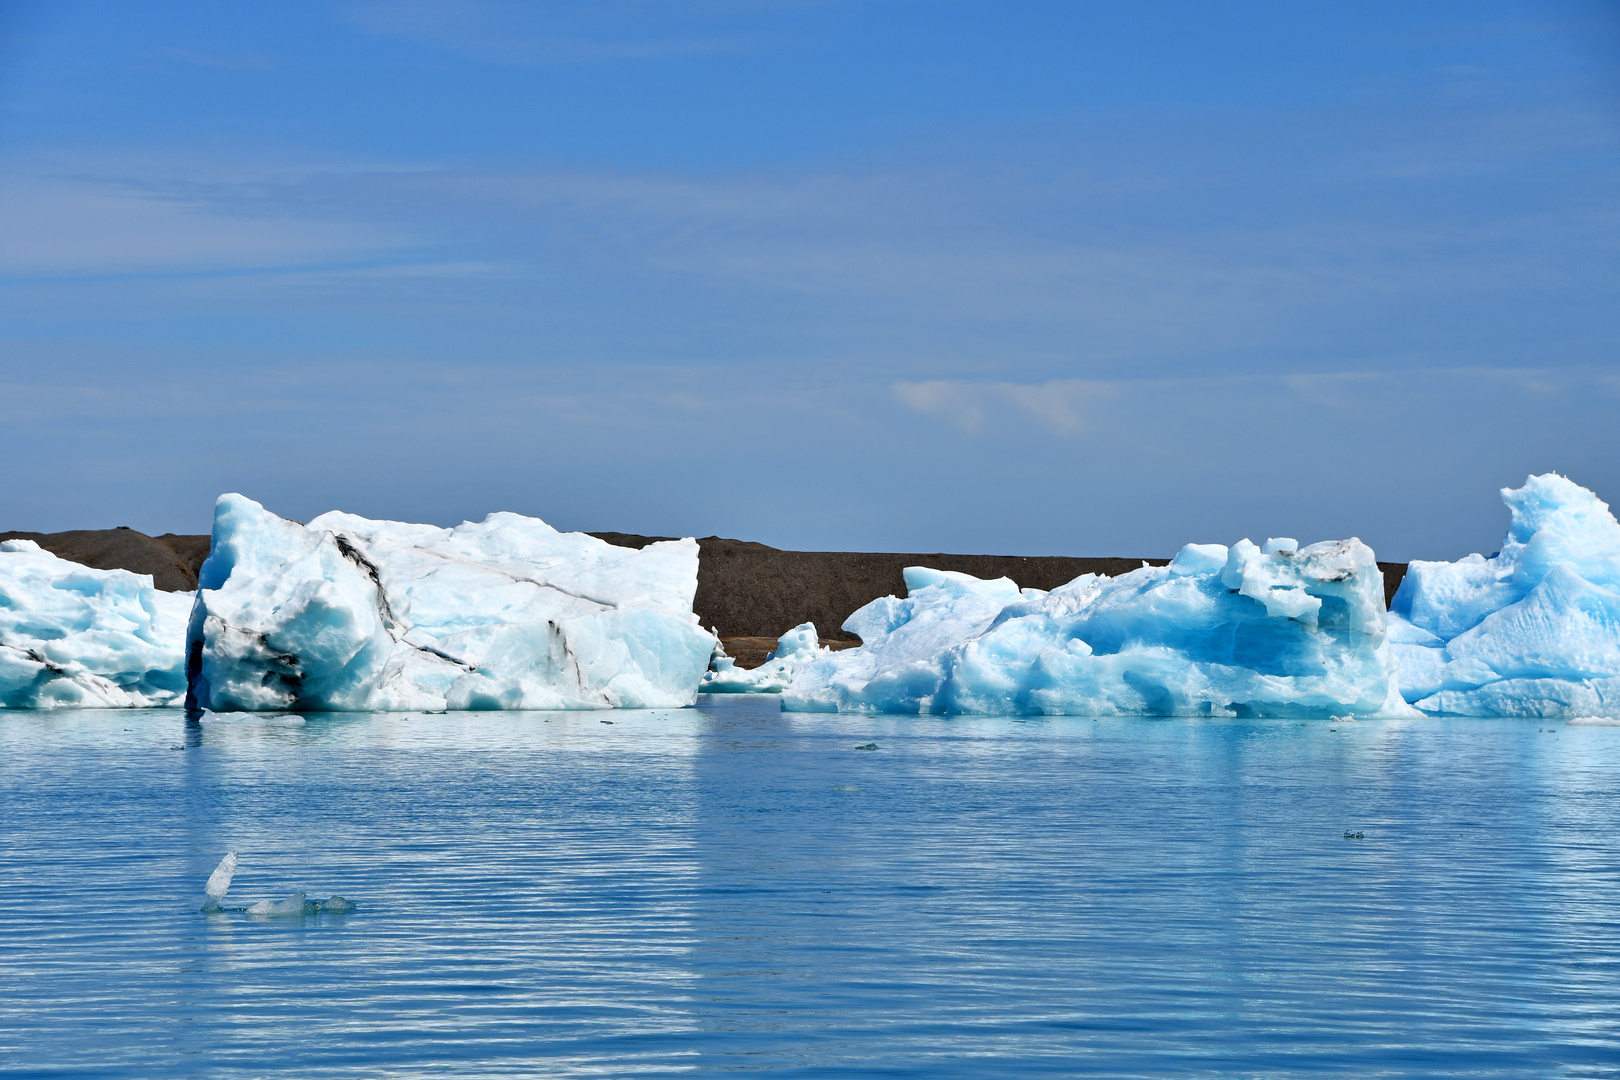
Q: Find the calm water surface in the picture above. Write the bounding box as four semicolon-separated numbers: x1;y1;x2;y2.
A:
1;700;1617;1078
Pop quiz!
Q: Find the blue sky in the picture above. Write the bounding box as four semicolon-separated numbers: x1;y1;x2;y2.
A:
2;1;1618;560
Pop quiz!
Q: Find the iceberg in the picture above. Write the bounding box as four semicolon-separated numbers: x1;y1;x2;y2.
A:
0;539;191;708
783;539;1413;717
1389;473;1620;718
186;494;715;712
701;622;828;693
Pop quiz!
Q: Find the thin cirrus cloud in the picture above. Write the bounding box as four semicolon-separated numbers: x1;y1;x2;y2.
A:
0;168;410;277
337;0;791;64
893;379;1113;436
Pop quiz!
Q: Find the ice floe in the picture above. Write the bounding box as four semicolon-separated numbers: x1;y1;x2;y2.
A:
701;621;828;693
0;539;191;708
1389;473;1620;718
783;541;1414;717
186;494;714;712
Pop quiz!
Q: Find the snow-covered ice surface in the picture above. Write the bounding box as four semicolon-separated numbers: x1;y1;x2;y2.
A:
783;541;1414;718
1389;473;1620;718
701;622;827;693
0;539;191;708
187;494;715;712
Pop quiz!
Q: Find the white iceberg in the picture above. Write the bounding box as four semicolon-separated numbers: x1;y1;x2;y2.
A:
185;494;715;712
0;539;191;708
1389;473;1620;718
701;622;828;693
783;539;1414;718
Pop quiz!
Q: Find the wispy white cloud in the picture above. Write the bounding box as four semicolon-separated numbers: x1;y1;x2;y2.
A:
894;378;1113;435
338;0;812;64
0;169;409;276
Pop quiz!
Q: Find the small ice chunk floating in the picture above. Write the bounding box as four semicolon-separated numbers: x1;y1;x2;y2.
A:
783;539;1417;718
702;622;828;693
199;850;358;915
186;494;715;712
0;539;191;708
1389;473;1620;718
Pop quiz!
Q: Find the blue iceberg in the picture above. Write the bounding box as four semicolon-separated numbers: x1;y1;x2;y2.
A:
187;494;716;712
783;538;1413;717
0;539;191;708
1389;473;1620;718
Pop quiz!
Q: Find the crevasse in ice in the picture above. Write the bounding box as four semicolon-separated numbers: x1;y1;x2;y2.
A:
1388;473;1620;717
782;539;1414;717
0;539;191;708
186;494;715;711
701;622;827;693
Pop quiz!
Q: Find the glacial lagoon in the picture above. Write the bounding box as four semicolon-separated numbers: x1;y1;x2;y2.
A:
3;698;1619;1078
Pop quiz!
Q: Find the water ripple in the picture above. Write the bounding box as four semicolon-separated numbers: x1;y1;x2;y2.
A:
1;707;1617;1076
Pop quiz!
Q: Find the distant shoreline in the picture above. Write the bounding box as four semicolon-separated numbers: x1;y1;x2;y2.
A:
2;526;1410;650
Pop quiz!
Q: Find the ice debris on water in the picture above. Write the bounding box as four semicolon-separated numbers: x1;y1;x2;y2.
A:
0;540;191;708
701;622;829;693
186;494;715;712
199;851;357;916
783;541;1415;718
246;891;307;917
1388;474;1620;719
203;851;237;905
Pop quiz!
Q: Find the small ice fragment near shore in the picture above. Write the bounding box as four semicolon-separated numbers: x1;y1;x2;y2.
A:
323;896;357;912
246;890;307;916
1567;716;1620;726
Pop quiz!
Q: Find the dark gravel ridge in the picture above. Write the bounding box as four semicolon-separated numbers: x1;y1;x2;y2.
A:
3;527;1410;640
